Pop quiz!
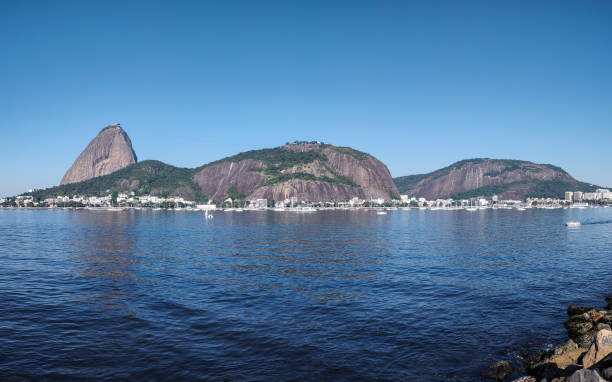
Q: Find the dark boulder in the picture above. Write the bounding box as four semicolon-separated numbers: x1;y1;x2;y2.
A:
597;323;611;331
567;368;606;382
566;315;595;337
530;362;580;381
568;305;597;316
575;331;598;349
483;360;514;381
592;353;612;380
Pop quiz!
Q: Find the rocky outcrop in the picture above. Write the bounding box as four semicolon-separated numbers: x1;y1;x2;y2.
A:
518;297;612;382
394;158;597;200
193;159;267;201
583;330;612;368
568;369;607;382
61;124;137;185
483;360;514;380
193;142;399;202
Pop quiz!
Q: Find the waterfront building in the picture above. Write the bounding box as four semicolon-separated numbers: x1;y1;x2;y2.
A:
574;191;583;202
596;189;612;200
565;191;573;203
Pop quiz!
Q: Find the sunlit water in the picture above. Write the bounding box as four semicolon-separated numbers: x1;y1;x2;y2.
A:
1;208;611;381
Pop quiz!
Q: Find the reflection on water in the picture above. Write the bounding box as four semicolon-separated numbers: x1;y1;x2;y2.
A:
0;208;611;381
71;212;138;314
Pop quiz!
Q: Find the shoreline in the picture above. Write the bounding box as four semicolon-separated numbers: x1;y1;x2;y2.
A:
1;205;610;212
487;297;612;381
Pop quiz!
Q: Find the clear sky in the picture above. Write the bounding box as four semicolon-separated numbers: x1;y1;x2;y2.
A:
1;1;611;197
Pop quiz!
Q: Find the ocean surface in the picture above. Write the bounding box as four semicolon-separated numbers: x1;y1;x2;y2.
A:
1;208;612;381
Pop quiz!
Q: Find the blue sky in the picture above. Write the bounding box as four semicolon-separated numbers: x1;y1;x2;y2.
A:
1;1;610;197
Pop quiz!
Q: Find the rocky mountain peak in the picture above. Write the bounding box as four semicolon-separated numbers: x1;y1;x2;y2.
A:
60;124;137;185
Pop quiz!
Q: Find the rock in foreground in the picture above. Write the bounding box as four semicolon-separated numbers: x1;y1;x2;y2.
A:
583;329;612;369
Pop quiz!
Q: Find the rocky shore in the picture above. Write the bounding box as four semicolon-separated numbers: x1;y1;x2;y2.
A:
486;297;612;382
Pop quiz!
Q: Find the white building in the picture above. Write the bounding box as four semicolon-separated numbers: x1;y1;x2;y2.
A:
255;199;267;209
478;198;489;206
565;191;573;203
596;189;612;200
574;191;583;202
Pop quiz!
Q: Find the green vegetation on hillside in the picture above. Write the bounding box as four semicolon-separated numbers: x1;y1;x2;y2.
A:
202;145;359;189
451;179;599;199
262;172;358;187
26;160;207;202
321;144;370;161
226;186;245;200
525;179;598;198
393;173;431;193
198;147;327;172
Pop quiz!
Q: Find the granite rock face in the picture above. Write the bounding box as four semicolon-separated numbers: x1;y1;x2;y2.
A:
61;124;137;185
193;142;399;202
394;158;594;200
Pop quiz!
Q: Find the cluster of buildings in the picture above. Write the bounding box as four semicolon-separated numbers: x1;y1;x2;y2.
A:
564;189;612;203
3;188;611;210
2;193;198;209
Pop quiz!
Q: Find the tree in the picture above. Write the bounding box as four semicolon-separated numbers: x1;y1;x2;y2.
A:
111;191;118;206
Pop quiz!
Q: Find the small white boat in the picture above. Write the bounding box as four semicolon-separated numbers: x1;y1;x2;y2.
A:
376;211;387;215
289;207;316;212
465;207;478;212
234;208;244;212
570;203;588;209
205;210;213;219
516;207;526;211
565;221;581;227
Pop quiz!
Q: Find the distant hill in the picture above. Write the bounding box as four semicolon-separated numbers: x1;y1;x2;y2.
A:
191;142;398;202
32;160;205;202
30;135;398;203
393;158;599;200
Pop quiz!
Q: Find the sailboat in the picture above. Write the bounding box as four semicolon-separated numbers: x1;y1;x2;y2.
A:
205;209;213;219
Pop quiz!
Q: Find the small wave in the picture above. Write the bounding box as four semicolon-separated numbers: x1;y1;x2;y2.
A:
581;219;612;225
